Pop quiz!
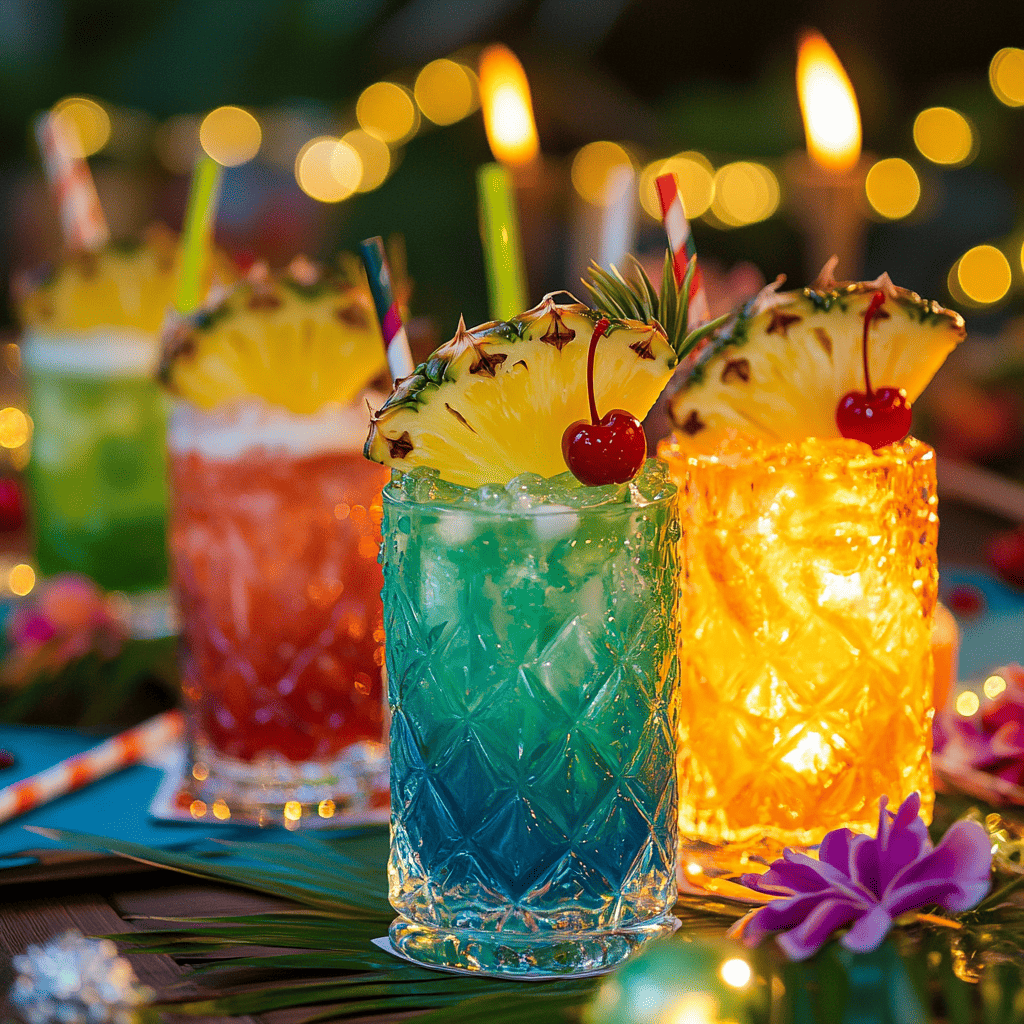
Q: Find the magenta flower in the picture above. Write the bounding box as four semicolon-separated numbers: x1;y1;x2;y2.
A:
731;793;992;961
934;664;1024;790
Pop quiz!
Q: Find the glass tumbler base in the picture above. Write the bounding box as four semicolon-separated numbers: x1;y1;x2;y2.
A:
186;741;388;829
389;915;680;978
679;835;820;880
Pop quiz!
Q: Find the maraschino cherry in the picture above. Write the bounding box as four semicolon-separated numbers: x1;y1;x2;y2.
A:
836;290;913;449
562;317;647;486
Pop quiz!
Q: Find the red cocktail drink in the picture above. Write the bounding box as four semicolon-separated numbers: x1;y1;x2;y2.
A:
168;400;388;824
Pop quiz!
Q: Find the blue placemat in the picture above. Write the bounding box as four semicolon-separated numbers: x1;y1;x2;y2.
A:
0;724;252;866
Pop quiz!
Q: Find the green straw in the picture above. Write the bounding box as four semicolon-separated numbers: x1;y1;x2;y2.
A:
476;162;528;320
175;156;224;315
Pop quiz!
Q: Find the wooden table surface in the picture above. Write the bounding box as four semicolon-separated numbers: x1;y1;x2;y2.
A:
0;855;408;1024
0;497;1016;1023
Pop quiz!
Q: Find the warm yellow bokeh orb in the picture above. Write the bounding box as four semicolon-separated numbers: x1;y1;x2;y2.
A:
571;141;633;207
357;82;418;144
295;137;361;203
639;152;715;221
414;59;478;125
711;162;779;227
990;47;1024;107
8;563;35;597
284;800;303;821
913;107;974;166
342;129;390;192
0;408;29;449
955;691;980;717
199;106;262;167
52;97;111;157
720;958;752;989
865;158;920;220
984;674;1008;699
958;244;1012;305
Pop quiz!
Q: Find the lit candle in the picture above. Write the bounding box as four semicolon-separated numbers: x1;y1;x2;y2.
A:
477;44;557;316
786;29;871;278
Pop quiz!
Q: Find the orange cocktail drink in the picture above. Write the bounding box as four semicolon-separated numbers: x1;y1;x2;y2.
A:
660;263;965;872
661;434;937;869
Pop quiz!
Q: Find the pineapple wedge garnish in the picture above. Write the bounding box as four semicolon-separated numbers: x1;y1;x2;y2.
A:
159;258;387;415
668;260;966;453
366;256;724;488
14;224;234;334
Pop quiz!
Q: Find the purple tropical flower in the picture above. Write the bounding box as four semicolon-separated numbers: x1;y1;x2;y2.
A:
730;792;992;961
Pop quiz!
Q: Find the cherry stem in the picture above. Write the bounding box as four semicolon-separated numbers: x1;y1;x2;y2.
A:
586;317;611;424
861;290;886;397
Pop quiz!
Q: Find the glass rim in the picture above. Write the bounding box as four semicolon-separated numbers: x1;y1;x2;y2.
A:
381;477;677;519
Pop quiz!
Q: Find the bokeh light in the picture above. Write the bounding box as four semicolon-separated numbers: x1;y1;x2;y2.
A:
318;799;336;818
913;107;974;166
342;129;390;192
284;800;302;821
8;564;35;597
0;408;30;449
958;245;1012;304
640;152;715;220
52;97;111;157
356;82;418;144
414;59;478;125
990;47;1024;107
710;162;779;226
865;158;921;219
212;799;231;820
956;691;980;717
478;44;539;166
295;136;361;203
1020;239;1024;277
571;141;633;207
984;674;1008;699
199;106;262;167
720;958;752;988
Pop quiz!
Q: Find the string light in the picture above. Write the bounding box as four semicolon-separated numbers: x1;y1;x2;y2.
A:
295;137;361;203
913;107;974;166
0;408;30;449
9;564;35;597
957;245;1011;304
865;158;920;220
956;691;980;717
342;129;390;192
984;675;1008;699
990;47;1024;107
199;106;262;167
640;153;714;220
356;82;418;144
571;141;633;207
414;59;478;125
52;97;111;156
711;162;779;227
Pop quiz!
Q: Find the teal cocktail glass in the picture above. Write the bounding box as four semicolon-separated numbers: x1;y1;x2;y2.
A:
24;332;169;593
382;462;681;977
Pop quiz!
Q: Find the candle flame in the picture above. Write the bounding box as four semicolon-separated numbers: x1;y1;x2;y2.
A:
796;29;862;171
479;44;539;166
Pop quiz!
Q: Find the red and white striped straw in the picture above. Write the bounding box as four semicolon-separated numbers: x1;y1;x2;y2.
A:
655;172;710;329
0;710;184;825
34;111;109;253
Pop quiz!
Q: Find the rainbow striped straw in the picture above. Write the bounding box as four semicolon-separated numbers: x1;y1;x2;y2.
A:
175;156;224;315
655;172;710;328
0;711;184;825
359;236;416;382
34;111;109;252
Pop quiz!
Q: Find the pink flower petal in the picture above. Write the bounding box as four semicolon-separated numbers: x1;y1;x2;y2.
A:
776;897;864;962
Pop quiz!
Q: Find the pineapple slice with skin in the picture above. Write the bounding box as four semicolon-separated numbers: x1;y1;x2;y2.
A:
365;294;682;488
14;224;235;334
159;258;387;415
667;260;966;454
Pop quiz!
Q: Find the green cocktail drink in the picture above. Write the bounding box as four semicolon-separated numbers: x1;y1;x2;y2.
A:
383;461;681;977
24;335;169;592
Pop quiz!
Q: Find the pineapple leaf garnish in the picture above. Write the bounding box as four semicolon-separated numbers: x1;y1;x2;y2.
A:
584;252;728;361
